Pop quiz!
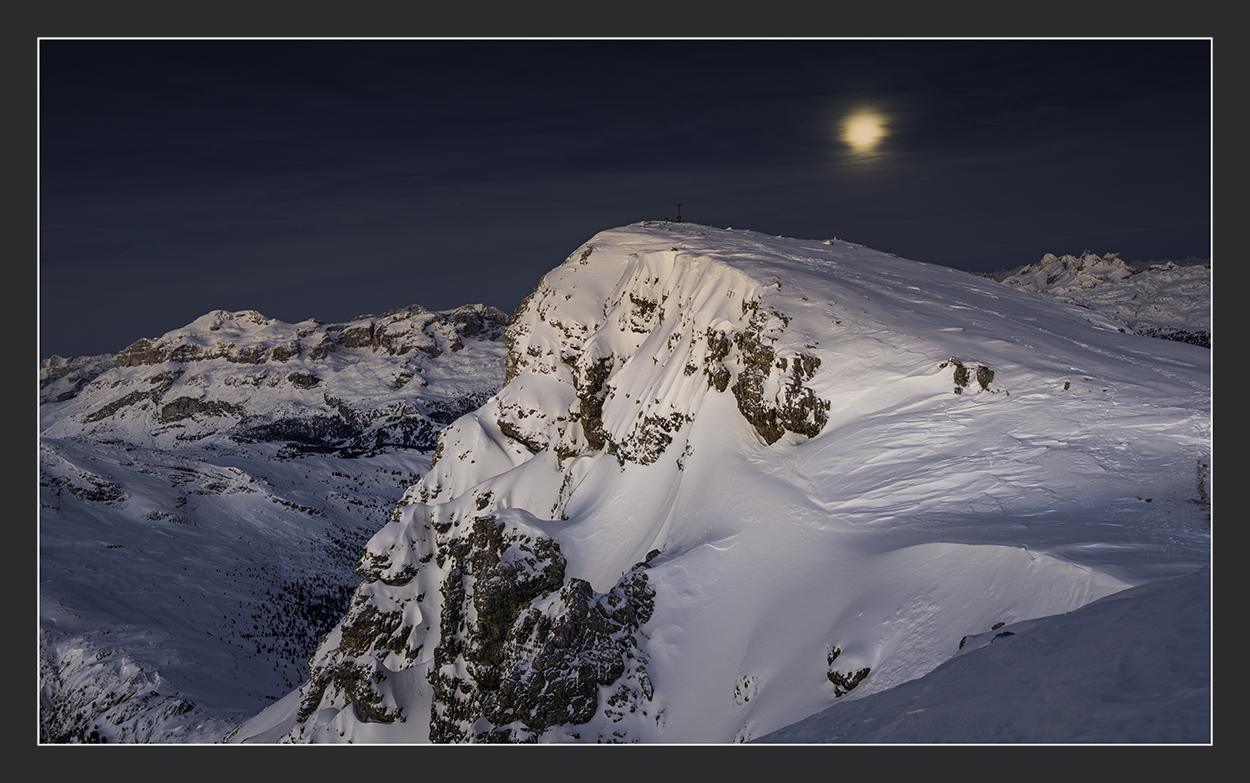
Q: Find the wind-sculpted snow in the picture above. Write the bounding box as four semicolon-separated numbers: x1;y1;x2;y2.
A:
238;223;1209;744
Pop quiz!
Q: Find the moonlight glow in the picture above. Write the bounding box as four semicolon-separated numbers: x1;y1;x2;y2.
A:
841;110;887;153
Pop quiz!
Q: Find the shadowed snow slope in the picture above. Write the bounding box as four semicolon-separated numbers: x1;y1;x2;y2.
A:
39;305;508;742
756;567;1210;744
227;222;1210;744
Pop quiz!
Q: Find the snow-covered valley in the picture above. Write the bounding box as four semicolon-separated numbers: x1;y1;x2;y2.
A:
39;223;1211;744
39;441;429;741
39;305;508;742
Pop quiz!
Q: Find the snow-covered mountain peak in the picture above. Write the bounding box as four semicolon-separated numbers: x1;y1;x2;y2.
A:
237;222;1208;744
996;250;1140;293
189;307;285;332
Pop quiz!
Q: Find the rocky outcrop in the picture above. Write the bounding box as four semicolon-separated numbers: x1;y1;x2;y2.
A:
826;646;871;697
726;307;828;444
941;358;996;395
428;518;655;743
290;506;657;743
159;396;248;423
114;338;169;369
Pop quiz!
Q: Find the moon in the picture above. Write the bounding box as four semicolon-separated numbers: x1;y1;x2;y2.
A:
841;110;888;154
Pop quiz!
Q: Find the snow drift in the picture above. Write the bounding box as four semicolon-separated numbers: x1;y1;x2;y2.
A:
232;222;1210;744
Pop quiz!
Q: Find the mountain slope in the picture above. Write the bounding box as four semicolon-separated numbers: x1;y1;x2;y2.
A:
232;222;1210;744
39;304;508;743
755;566;1211;744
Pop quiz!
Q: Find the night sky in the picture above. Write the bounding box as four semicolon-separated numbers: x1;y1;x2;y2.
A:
38;39;1211;359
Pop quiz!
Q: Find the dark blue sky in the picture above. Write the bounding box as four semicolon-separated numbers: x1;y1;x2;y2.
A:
39;39;1211;359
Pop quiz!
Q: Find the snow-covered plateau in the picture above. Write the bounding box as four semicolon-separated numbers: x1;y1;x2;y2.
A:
39;222;1212;744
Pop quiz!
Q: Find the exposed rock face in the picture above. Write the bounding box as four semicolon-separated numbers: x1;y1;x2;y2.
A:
159;396;248;423
426;517;655;743
290;504;656;743
41;304;509;455
727;307;828;444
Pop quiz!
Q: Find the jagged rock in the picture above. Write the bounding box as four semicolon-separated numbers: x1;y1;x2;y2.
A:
424;516;655;743
115;338;168;368
570;355;614;453
730;332;828;445
287;370;321;389
290;503;657;743
270;341;302;362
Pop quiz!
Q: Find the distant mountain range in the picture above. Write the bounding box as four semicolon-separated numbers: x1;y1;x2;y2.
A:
979;250;1210;348
41;303;510;455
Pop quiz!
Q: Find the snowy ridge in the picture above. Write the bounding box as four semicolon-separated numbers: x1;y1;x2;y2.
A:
985;251;1210;347
41;303;509;454
233;223;1210;744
